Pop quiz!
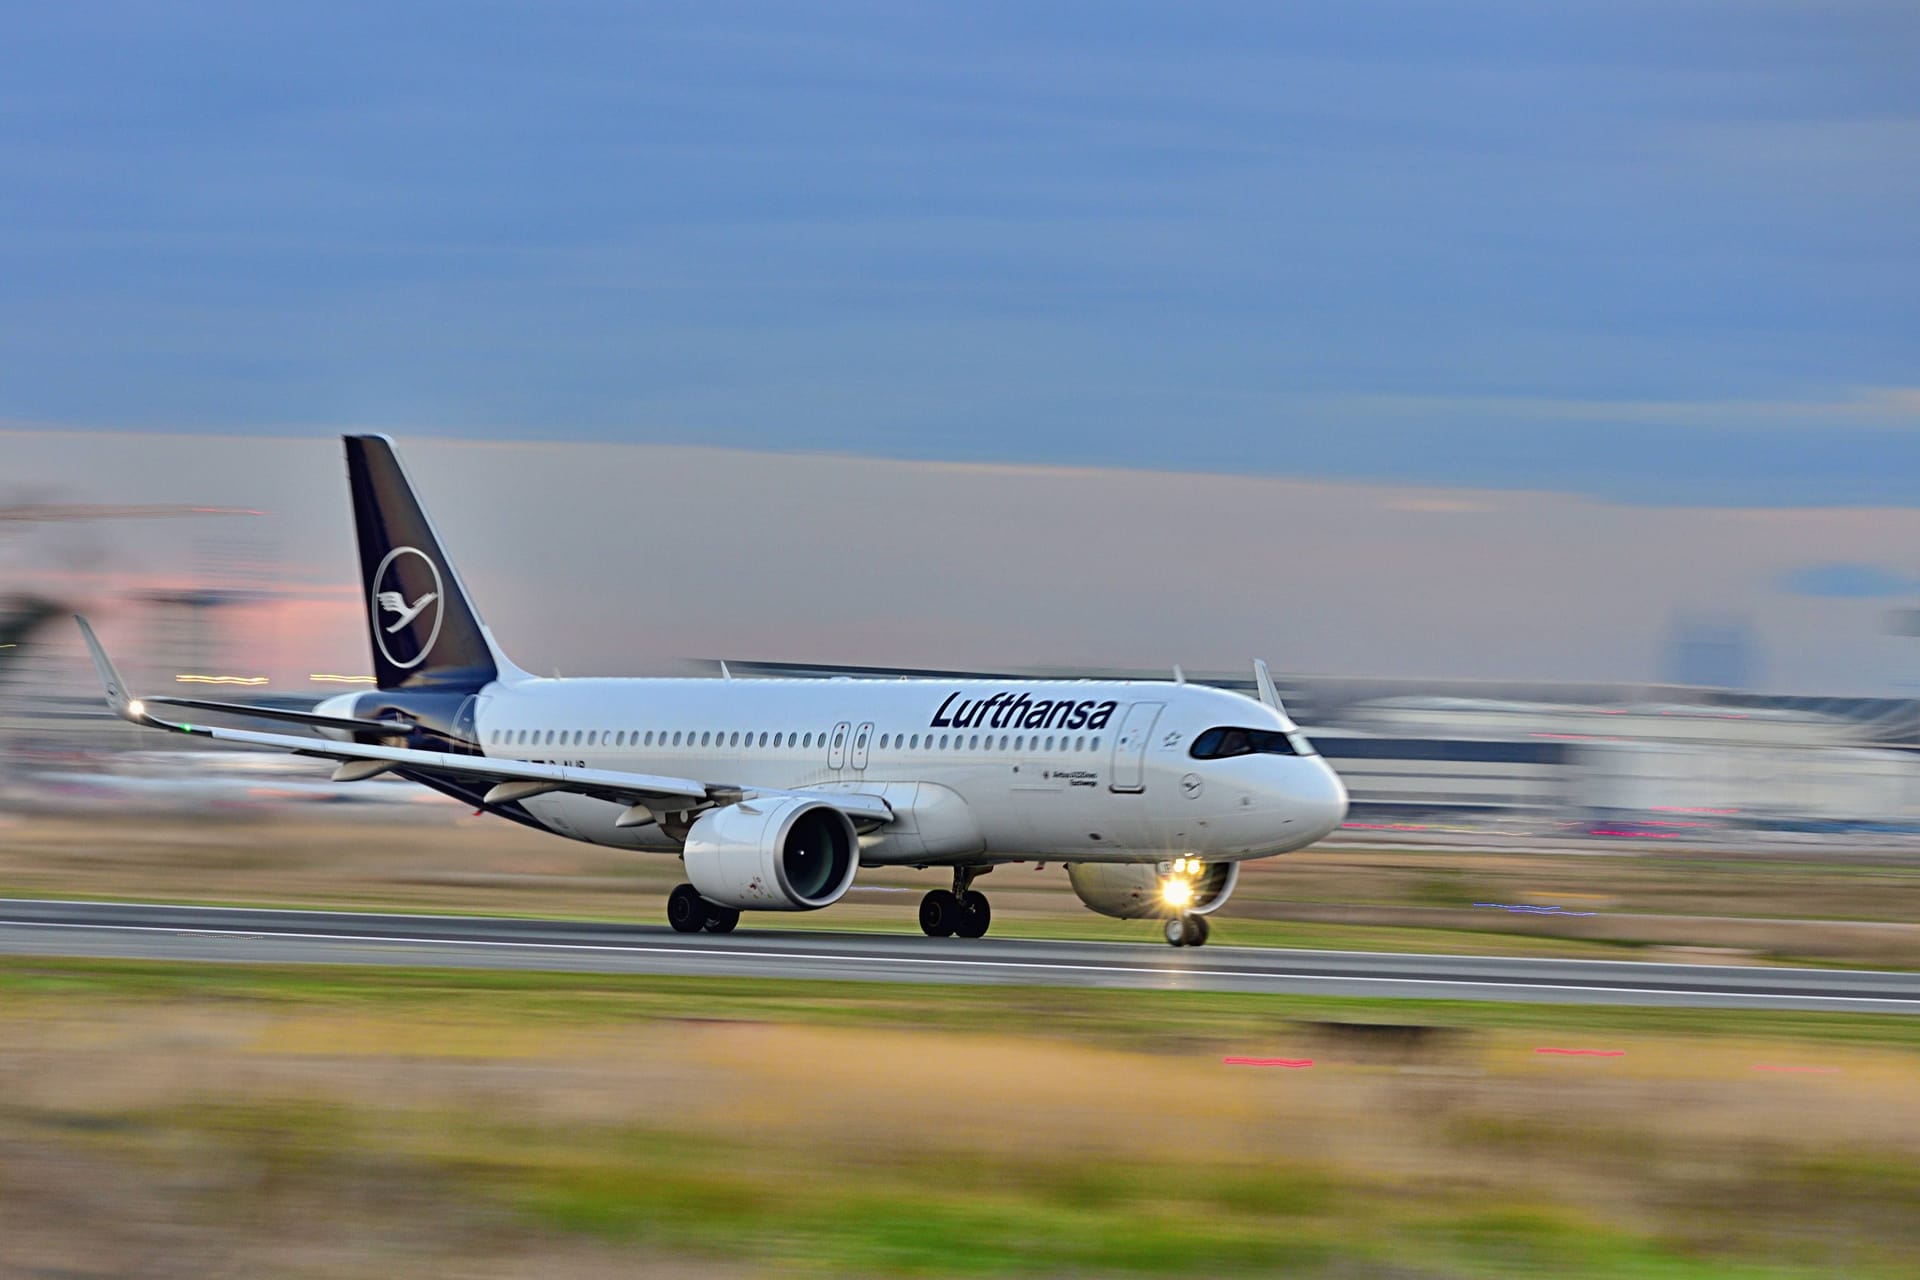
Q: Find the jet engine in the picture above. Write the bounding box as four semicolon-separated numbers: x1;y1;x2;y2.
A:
1066;859;1240;920
683;797;859;911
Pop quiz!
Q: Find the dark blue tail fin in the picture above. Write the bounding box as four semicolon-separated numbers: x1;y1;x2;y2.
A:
344;435;500;692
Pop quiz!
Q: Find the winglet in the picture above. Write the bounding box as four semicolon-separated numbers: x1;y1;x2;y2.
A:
74;615;151;726
1252;659;1289;720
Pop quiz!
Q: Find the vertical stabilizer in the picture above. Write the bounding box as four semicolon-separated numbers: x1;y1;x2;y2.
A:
343;435;507;691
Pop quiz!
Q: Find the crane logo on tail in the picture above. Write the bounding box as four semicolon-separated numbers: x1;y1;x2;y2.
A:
377;588;437;633
369;546;445;670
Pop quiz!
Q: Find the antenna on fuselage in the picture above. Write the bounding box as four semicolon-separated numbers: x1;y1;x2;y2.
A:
1172;664;1186;685
719;660;733;680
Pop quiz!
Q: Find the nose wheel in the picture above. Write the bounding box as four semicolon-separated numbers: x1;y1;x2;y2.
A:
920;868;992;938
1164;914;1210;947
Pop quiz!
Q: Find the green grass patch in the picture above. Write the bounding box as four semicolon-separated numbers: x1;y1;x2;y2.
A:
3;955;1919;1051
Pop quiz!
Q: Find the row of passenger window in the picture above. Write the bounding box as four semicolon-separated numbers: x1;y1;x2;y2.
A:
880;732;1102;753
485;727;1102;754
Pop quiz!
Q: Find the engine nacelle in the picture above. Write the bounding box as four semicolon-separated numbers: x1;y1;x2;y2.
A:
683;797;859;911
1066;860;1240;920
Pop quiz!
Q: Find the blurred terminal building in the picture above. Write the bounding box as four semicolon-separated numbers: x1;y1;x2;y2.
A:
7;600;1920;838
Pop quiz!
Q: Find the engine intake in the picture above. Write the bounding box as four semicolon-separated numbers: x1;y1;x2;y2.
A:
683;797;859;911
1066;860;1240;920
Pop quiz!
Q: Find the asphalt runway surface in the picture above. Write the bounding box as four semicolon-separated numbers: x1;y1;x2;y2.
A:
2;897;1917;1012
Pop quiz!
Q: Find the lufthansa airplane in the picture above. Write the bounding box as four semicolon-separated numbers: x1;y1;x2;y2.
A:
78;436;1346;946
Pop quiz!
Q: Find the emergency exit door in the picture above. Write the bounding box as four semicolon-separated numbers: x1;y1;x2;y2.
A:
1109;702;1163;793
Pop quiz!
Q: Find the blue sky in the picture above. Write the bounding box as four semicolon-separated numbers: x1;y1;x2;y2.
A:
3;1;1915;504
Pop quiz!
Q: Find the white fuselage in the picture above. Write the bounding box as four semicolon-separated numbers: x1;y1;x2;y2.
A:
406;675;1348;866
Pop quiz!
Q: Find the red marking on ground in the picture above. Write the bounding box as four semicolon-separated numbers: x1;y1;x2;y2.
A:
1753;1064;1841;1075
1534;1047;1626;1058
1223;1057;1315;1069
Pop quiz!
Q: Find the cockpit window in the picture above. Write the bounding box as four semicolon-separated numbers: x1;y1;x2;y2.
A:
1190;726;1301;759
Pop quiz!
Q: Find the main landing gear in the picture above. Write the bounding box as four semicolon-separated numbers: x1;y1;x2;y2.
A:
1164;914;1210;947
919;867;991;939
667;883;739;935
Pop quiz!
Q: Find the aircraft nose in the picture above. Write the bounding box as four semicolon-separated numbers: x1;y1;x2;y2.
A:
1292;758;1348;844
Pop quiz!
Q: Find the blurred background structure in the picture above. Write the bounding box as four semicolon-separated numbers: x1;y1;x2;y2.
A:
10;426;1920;839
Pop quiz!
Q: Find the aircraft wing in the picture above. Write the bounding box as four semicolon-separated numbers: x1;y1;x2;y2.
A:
75;617;893;824
142;695;410;733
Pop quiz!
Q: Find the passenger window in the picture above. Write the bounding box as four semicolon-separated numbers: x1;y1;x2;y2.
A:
878;734;888;749
999;735;1008;750
587;731;597;746
1090;737;1100;751
730;732;739;747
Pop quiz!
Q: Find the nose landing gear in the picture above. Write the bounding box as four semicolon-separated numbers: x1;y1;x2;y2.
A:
920;867;992;938
1164;914;1210;947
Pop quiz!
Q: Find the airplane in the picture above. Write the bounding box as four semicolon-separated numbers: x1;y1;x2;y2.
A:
76;435;1347;946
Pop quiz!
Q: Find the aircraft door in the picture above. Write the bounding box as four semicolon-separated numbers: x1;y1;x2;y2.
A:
452;695;482;754
1109;701;1164;793
850;721;873;771
828;721;851;770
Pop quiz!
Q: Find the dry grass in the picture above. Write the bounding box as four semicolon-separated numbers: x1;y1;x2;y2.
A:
1;959;1918;1277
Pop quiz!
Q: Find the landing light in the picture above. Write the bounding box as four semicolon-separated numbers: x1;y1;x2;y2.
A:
1161;877;1195;909
127;699;145;719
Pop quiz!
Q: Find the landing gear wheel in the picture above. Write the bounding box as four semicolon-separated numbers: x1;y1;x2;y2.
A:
1186;914;1210;947
1165;915;1208;947
955;890;991;939
703;906;740;934
919;889;960;938
667;883;710;934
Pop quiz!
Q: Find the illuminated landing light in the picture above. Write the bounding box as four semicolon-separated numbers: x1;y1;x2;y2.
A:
310;673;376;684
175;673;269;685
1160;878;1194;909
127;699;146;719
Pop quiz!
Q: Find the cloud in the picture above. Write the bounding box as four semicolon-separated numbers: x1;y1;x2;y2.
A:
1323;387;1920;430
1779;562;1917;599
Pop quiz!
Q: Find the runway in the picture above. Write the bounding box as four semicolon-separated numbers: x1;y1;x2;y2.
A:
2;897;1917;1012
